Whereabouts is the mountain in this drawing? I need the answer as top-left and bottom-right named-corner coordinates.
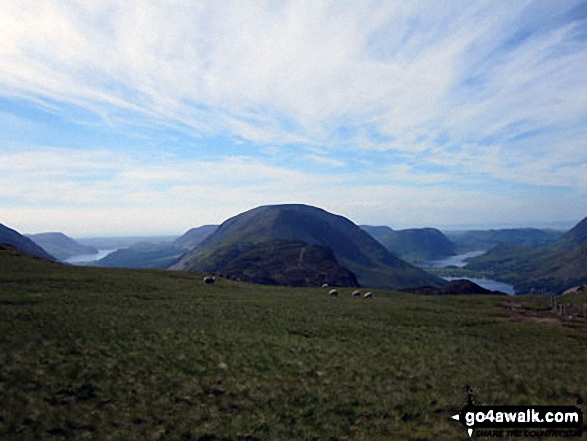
top-left (172, 204), bottom-right (444, 290)
top-left (172, 225), bottom-right (218, 249)
top-left (94, 225), bottom-right (218, 269)
top-left (555, 217), bottom-right (587, 250)
top-left (0, 224), bottom-right (55, 260)
top-left (95, 242), bottom-right (185, 269)
top-left (26, 232), bottom-right (98, 261)
top-left (218, 240), bottom-right (358, 287)
top-left (465, 216), bottom-right (587, 293)
top-left (362, 226), bottom-right (455, 263)
top-left (359, 225), bottom-right (394, 240)
top-left (445, 228), bottom-right (563, 252)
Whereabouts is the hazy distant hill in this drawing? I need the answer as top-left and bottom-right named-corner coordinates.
top-left (172, 204), bottom-right (443, 290)
top-left (466, 216), bottom-right (587, 293)
top-left (219, 240), bottom-right (358, 287)
top-left (172, 225), bottom-right (218, 249)
top-left (359, 225), bottom-right (394, 240)
top-left (0, 224), bottom-right (54, 260)
top-left (95, 225), bottom-right (217, 269)
top-left (445, 228), bottom-right (563, 252)
top-left (361, 226), bottom-right (455, 263)
top-left (26, 232), bottom-right (98, 261)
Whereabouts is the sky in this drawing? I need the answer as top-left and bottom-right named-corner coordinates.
top-left (1, 1), bottom-right (587, 236)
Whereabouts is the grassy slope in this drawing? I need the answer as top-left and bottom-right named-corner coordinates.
top-left (1, 246), bottom-right (586, 440)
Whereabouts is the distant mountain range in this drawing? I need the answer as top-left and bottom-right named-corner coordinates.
top-left (94, 225), bottom-right (218, 269)
top-left (465, 216), bottom-right (587, 293)
top-left (26, 232), bottom-right (98, 261)
top-left (445, 228), bottom-right (563, 252)
top-left (0, 224), bottom-right (54, 260)
top-left (361, 226), bottom-right (456, 263)
top-left (172, 204), bottom-right (443, 290)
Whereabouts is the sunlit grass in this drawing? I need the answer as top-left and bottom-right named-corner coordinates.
top-left (1, 253), bottom-right (585, 440)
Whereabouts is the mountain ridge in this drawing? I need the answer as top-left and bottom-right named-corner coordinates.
top-left (26, 232), bottom-right (98, 261)
top-left (172, 204), bottom-right (444, 290)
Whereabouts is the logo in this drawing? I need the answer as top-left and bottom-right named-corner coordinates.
top-left (450, 387), bottom-right (583, 438)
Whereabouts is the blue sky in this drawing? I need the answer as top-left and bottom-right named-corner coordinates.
top-left (1, 1), bottom-right (586, 236)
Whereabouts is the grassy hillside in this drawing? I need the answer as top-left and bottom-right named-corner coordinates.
top-left (1, 245), bottom-right (586, 440)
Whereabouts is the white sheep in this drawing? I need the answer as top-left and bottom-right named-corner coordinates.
top-left (203, 275), bottom-right (216, 284)
top-left (363, 292), bottom-right (373, 300)
top-left (321, 283), bottom-right (329, 288)
top-left (329, 289), bottom-right (339, 297)
top-left (352, 290), bottom-right (362, 297)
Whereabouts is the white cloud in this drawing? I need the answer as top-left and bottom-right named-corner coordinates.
top-left (1, 1), bottom-right (586, 233)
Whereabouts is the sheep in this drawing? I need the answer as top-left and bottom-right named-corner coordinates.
top-left (352, 290), bottom-right (362, 297)
top-left (328, 289), bottom-right (339, 297)
top-left (321, 283), bottom-right (329, 288)
top-left (363, 292), bottom-right (373, 300)
top-left (203, 275), bottom-right (216, 284)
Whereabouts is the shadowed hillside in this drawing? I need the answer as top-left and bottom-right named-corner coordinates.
top-left (219, 240), bottom-right (358, 287)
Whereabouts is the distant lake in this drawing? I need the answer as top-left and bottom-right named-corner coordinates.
top-left (65, 249), bottom-right (118, 265)
top-left (443, 276), bottom-right (515, 295)
top-left (425, 250), bottom-right (516, 295)
top-left (426, 250), bottom-right (486, 268)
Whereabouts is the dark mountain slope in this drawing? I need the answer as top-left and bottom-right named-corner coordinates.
top-left (0, 224), bottom-right (54, 260)
top-left (26, 232), bottom-right (98, 261)
top-left (218, 240), bottom-right (358, 287)
top-left (172, 204), bottom-right (443, 290)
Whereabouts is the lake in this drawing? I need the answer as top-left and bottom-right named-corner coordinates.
top-left (426, 250), bottom-right (486, 268)
top-left (443, 276), bottom-right (516, 295)
top-left (425, 250), bottom-right (516, 295)
top-left (65, 249), bottom-right (118, 265)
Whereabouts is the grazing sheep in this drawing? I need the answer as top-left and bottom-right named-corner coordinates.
top-left (329, 289), bottom-right (339, 297)
top-left (321, 283), bottom-right (329, 288)
top-left (363, 292), bottom-right (373, 300)
top-left (352, 290), bottom-right (362, 297)
top-left (203, 275), bottom-right (216, 284)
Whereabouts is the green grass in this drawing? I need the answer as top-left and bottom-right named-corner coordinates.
top-left (1, 248), bottom-right (586, 440)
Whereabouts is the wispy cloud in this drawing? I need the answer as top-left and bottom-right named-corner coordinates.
top-left (0, 1), bottom-right (586, 233)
